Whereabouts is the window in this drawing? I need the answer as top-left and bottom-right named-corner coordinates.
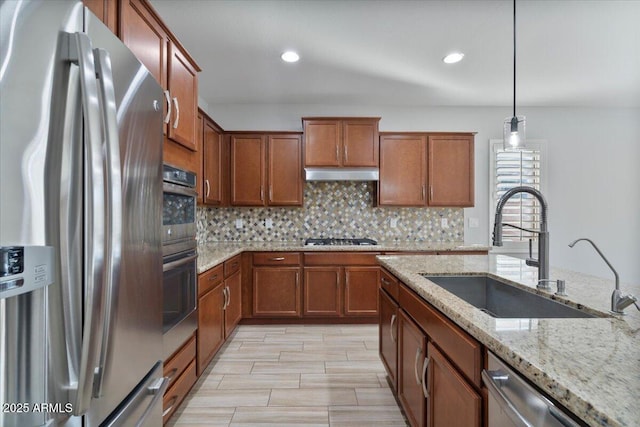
top-left (489, 140), bottom-right (547, 251)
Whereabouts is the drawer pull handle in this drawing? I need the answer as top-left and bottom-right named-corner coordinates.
top-left (162, 395), bottom-right (178, 417)
top-left (389, 314), bottom-right (397, 343)
top-left (209, 274), bottom-right (218, 281)
top-left (269, 257), bottom-right (285, 261)
top-left (165, 368), bottom-right (178, 382)
top-left (381, 277), bottom-right (390, 285)
top-left (422, 356), bottom-right (430, 398)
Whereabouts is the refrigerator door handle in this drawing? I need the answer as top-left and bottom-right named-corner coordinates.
top-left (67, 31), bottom-right (107, 416)
top-left (135, 376), bottom-right (169, 426)
top-left (101, 362), bottom-right (168, 427)
top-left (92, 47), bottom-right (123, 399)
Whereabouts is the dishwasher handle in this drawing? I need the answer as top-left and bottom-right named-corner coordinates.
top-left (482, 368), bottom-right (579, 427)
top-left (482, 369), bottom-right (533, 427)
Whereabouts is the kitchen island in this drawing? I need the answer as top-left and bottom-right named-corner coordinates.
top-left (377, 254), bottom-right (640, 427)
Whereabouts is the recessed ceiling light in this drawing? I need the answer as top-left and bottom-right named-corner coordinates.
top-left (281, 51), bottom-right (300, 63)
top-left (443, 52), bottom-right (464, 64)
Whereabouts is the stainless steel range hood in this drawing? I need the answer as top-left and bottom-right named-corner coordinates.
top-left (305, 167), bottom-right (379, 181)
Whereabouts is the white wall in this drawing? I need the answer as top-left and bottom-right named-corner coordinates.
top-left (204, 104), bottom-right (640, 284)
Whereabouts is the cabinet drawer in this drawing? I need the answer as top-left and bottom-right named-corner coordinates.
top-left (224, 254), bottom-right (241, 277)
top-left (380, 268), bottom-right (399, 301)
top-left (253, 252), bottom-right (301, 266)
top-left (163, 359), bottom-right (197, 423)
top-left (399, 283), bottom-right (482, 387)
top-left (163, 334), bottom-right (196, 397)
top-left (198, 264), bottom-right (223, 297)
top-left (304, 252), bottom-right (380, 266)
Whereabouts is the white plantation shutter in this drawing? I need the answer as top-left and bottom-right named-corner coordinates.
top-left (490, 140), bottom-right (547, 246)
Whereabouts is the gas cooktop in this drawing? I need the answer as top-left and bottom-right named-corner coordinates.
top-left (304, 238), bottom-right (378, 246)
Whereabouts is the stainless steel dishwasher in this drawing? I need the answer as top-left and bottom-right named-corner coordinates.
top-left (483, 352), bottom-right (582, 427)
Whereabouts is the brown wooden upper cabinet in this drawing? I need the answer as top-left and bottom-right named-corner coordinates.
top-left (378, 133), bottom-right (475, 207)
top-left (199, 111), bottom-right (227, 206)
top-left (120, 0), bottom-right (200, 168)
top-left (230, 133), bottom-right (303, 206)
top-left (303, 117), bottom-right (380, 167)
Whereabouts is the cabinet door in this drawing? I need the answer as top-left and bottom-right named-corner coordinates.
top-left (304, 120), bottom-right (341, 166)
top-left (167, 41), bottom-right (198, 151)
top-left (203, 120), bottom-right (224, 205)
top-left (196, 111), bottom-right (204, 201)
top-left (427, 343), bottom-right (481, 427)
top-left (253, 267), bottom-right (301, 317)
top-left (197, 282), bottom-right (225, 375)
top-left (427, 135), bottom-right (474, 207)
top-left (224, 271), bottom-right (242, 338)
top-left (378, 135), bottom-right (427, 206)
top-left (231, 135), bottom-right (266, 206)
top-left (303, 267), bottom-right (342, 317)
top-left (344, 266), bottom-right (380, 316)
top-left (398, 310), bottom-right (427, 427)
top-left (268, 135), bottom-right (303, 206)
top-left (379, 289), bottom-right (399, 391)
top-left (342, 119), bottom-right (379, 167)
top-left (120, 0), bottom-right (167, 91)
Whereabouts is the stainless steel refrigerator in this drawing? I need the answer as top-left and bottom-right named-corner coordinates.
top-left (1, 1), bottom-right (166, 426)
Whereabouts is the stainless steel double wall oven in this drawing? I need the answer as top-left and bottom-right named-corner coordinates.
top-left (162, 164), bottom-right (198, 358)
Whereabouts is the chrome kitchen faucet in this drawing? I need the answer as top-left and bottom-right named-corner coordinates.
top-left (492, 186), bottom-right (553, 289)
top-left (569, 238), bottom-right (639, 315)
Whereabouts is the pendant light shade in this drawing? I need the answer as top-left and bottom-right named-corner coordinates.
top-left (503, 115), bottom-right (526, 149)
top-left (503, 0), bottom-right (526, 150)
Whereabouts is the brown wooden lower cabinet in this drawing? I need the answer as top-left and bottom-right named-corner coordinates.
top-left (197, 281), bottom-right (225, 374)
top-left (253, 266), bottom-right (301, 316)
top-left (224, 269), bottom-right (242, 337)
top-left (427, 342), bottom-right (482, 427)
top-left (304, 267), bottom-right (342, 316)
top-left (163, 359), bottom-right (196, 424)
top-left (398, 309), bottom-right (427, 427)
top-left (379, 288), bottom-right (399, 391)
top-left (380, 270), bottom-right (484, 427)
top-left (163, 334), bottom-right (196, 424)
top-left (344, 266), bottom-right (379, 316)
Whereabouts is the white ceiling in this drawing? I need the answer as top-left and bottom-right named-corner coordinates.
top-left (149, 0), bottom-right (640, 108)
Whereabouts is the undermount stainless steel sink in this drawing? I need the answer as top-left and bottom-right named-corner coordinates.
top-left (420, 275), bottom-right (598, 318)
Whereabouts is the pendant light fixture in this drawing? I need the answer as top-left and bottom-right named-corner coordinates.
top-left (504, 0), bottom-right (526, 150)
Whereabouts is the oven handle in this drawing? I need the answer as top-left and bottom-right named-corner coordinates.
top-left (163, 181), bottom-right (197, 198)
top-left (163, 254), bottom-right (198, 272)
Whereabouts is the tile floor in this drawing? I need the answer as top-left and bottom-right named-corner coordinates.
top-left (167, 324), bottom-right (408, 426)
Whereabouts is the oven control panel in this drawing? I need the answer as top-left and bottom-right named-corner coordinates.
top-left (1, 246), bottom-right (54, 299)
top-left (163, 164), bottom-right (196, 188)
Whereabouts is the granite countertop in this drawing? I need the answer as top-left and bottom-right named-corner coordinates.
top-left (196, 241), bottom-right (489, 273)
top-left (377, 254), bottom-right (640, 427)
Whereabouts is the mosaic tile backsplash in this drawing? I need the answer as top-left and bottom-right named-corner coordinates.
top-left (197, 182), bottom-right (464, 243)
